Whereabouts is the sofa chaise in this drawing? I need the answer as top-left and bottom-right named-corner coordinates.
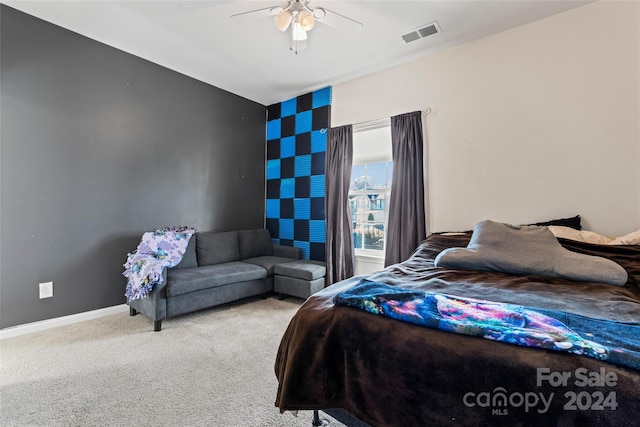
top-left (127, 228), bottom-right (302, 331)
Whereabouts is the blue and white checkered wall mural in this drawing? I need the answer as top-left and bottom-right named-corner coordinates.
top-left (266, 86), bottom-right (331, 261)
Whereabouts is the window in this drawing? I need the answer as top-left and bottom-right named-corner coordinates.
top-left (349, 121), bottom-right (392, 255)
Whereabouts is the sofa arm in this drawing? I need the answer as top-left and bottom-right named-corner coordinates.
top-left (273, 245), bottom-right (303, 260)
top-left (127, 267), bottom-right (168, 323)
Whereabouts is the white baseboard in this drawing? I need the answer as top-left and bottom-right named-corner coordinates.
top-left (0, 304), bottom-right (129, 340)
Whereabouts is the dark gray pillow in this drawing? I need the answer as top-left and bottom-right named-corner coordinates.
top-left (196, 231), bottom-right (240, 266)
top-left (529, 215), bottom-right (582, 230)
top-left (172, 235), bottom-right (197, 269)
top-left (434, 220), bottom-right (628, 286)
top-left (238, 229), bottom-right (274, 260)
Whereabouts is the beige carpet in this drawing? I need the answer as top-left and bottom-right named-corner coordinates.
top-left (0, 297), bottom-right (345, 427)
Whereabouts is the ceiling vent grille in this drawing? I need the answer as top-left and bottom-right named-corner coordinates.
top-left (401, 21), bottom-right (441, 44)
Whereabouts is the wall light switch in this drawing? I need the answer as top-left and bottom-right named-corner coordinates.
top-left (39, 281), bottom-right (53, 299)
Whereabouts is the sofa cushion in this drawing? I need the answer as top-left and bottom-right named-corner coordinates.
top-left (243, 256), bottom-right (299, 275)
top-left (274, 260), bottom-right (327, 281)
top-left (238, 229), bottom-right (274, 260)
top-left (196, 231), bottom-right (239, 266)
top-left (173, 235), bottom-right (198, 270)
top-left (165, 262), bottom-right (267, 296)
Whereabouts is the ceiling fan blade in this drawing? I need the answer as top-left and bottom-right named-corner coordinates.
top-left (315, 7), bottom-right (363, 34)
top-left (231, 6), bottom-right (279, 24)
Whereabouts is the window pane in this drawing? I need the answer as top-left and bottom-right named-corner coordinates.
top-left (348, 160), bottom-right (393, 253)
top-left (366, 162), bottom-right (389, 190)
top-left (350, 164), bottom-right (366, 191)
top-left (353, 223), bottom-right (363, 250)
top-left (363, 221), bottom-right (385, 250)
top-left (351, 194), bottom-right (365, 250)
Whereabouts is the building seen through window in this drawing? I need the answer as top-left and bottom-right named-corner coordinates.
top-left (349, 161), bottom-right (393, 252)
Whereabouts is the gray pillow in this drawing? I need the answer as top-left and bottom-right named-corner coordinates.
top-left (434, 220), bottom-right (628, 286)
top-left (238, 229), bottom-right (274, 260)
top-left (196, 231), bottom-right (240, 266)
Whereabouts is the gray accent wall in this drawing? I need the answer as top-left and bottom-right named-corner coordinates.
top-left (0, 6), bottom-right (267, 328)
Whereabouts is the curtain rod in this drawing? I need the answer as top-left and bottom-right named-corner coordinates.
top-left (353, 117), bottom-right (390, 132)
top-left (352, 108), bottom-right (432, 132)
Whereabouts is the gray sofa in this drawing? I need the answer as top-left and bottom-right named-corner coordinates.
top-left (127, 228), bottom-right (302, 331)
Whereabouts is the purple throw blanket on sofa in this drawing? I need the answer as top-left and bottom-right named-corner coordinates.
top-left (123, 226), bottom-right (196, 300)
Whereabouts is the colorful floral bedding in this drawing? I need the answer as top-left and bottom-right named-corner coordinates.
top-left (123, 226), bottom-right (196, 300)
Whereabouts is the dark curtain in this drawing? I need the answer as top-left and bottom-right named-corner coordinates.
top-left (325, 125), bottom-right (355, 285)
top-left (384, 111), bottom-right (426, 267)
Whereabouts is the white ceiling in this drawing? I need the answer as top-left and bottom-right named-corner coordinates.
top-left (3, 0), bottom-right (591, 106)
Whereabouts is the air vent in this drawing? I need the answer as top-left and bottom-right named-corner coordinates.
top-left (401, 21), bottom-right (441, 44)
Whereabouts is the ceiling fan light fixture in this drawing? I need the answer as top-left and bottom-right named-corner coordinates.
top-left (298, 10), bottom-right (315, 31)
top-left (229, 0), bottom-right (362, 53)
top-left (292, 21), bottom-right (308, 41)
top-left (274, 11), bottom-right (292, 31)
top-left (312, 7), bottom-right (326, 20)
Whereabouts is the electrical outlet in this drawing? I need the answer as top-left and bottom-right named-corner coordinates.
top-left (39, 281), bottom-right (54, 299)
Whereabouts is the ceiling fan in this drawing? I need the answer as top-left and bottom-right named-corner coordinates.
top-left (231, 0), bottom-right (363, 54)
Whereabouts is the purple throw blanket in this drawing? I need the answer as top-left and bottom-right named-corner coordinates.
top-left (123, 226), bottom-right (196, 300)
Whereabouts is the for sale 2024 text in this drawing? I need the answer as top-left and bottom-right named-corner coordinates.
top-left (537, 367), bottom-right (618, 411)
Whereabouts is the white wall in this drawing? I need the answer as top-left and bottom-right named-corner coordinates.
top-left (333, 1), bottom-right (640, 237)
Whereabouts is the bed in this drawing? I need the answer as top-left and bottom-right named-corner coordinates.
top-left (274, 222), bottom-right (640, 426)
